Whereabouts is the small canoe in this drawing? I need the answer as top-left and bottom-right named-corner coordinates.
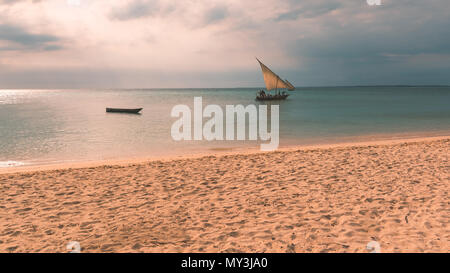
top-left (106, 108), bottom-right (143, 114)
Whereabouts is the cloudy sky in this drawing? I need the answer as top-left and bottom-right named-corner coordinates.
top-left (0, 0), bottom-right (449, 88)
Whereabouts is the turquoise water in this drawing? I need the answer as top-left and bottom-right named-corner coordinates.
top-left (0, 87), bottom-right (449, 166)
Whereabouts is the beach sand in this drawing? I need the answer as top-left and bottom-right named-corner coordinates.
top-left (0, 137), bottom-right (448, 253)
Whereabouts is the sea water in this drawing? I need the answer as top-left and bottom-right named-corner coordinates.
top-left (0, 87), bottom-right (449, 166)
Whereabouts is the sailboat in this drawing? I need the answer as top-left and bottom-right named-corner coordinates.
top-left (256, 58), bottom-right (295, 100)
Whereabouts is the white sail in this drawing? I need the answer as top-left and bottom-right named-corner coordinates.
top-left (285, 79), bottom-right (295, 91)
top-left (256, 58), bottom-right (289, 91)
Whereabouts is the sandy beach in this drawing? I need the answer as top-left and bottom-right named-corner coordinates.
top-left (0, 136), bottom-right (448, 253)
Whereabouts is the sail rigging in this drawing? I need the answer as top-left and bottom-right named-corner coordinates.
top-left (256, 58), bottom-right (289, 91)
top-left (285, 80), bottom-right (295, 91)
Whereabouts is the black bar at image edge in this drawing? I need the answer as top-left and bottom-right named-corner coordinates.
top-left (0, 253), bottom-right (444, 271)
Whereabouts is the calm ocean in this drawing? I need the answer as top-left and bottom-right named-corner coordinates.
top-left (0, 87), bottom-right (449, 167)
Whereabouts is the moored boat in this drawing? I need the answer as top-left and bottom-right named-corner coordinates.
top-left (106, 108), bottom-right (143, 114)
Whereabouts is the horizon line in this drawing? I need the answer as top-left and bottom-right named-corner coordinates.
top-left (1, 84), bottom-right (450, 90)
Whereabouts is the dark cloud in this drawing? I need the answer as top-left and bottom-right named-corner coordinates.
top-left (204, 6), bottom-right (228, 25)
top-left (293, 22), bottom-right (450, 60)
top-left (275, 1), bottom-right (341, 21)
top-left (109, 0), bottom-right (159, 21)
top-left (109, 1), bottom-right (229, 27)
top-left (0, 24), bottom-right (62, 51)
top-left (43, 44), bottom-right (64, 51)
top-left (282, 0), bottom-right (450, 86)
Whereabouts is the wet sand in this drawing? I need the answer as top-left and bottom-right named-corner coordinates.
top-left (0, 136), bottom-right (448, 252)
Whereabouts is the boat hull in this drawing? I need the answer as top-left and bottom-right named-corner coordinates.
top-left (106, 108), bottom-right (143, 114)
top-left (255, 94), bottom-right (289, 101)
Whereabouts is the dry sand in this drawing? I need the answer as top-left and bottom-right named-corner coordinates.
top-left (0, 137), bottom-right (448, 253)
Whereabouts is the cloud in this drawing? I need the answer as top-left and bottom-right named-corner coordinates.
top-left (275, 1), bottom-right (341, 21)
top-left (204, 5), bottom-right (228, 25)
top-left (287, 3), bottom-right (450, 59)
top-left (109, 0), bottom-right (160, 21)
top-left (280, 0), bottom-right (450, 85)
top-left (0, 0), bottom-right (449, 87)
top-left (0, 24), bottom-right (62, 51)
top-left (109, 1), bottom-right (229, 27)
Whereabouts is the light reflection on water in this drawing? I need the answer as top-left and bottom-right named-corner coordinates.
top-left (0, 161), bottom-right (26, 167)
top-left (0, 89), bottom-right (57, 105)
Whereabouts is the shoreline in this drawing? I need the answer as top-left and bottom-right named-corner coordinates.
top-left (1, 133), bottom-right (449, 175)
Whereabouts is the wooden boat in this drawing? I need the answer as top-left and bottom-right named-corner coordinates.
top-left (255, 92), bottom-right (289, 101)
top-left (106, 108), bottom-right (143, 114)
top-left (255, 58), bottom-right (295, 101)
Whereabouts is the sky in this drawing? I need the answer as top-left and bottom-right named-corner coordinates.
top-left (0, 0), bottom-right (449, 88)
